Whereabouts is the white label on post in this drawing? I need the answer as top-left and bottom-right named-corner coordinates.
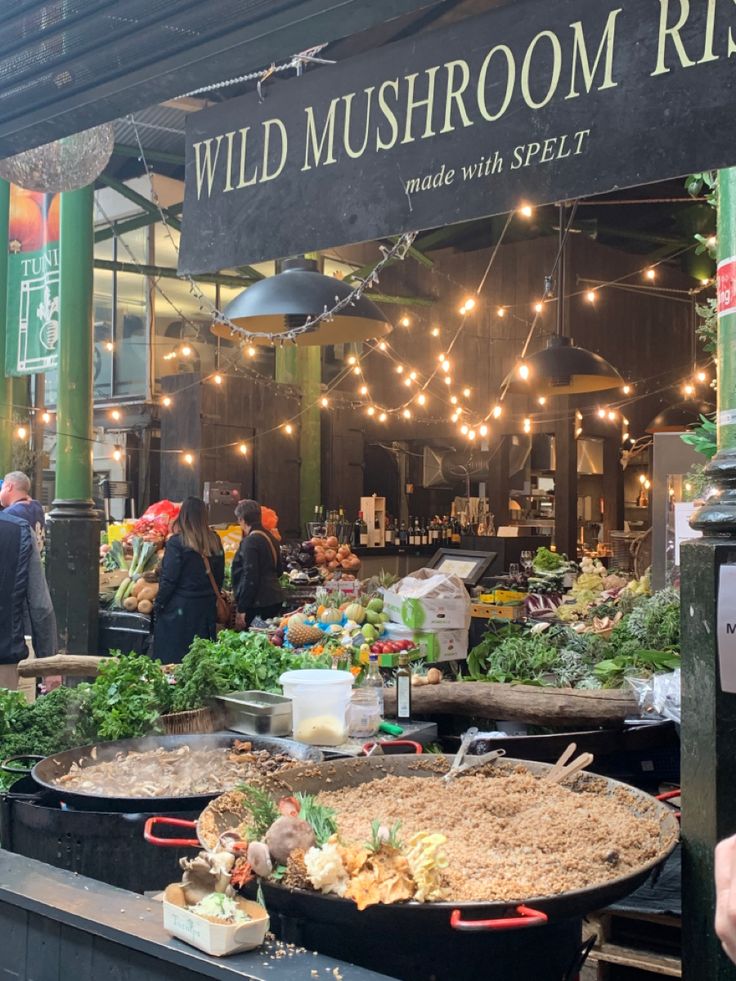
top-left (717, 565), bottom-right (736, 693)
top-left (673, 502), bottom-right (702, 565)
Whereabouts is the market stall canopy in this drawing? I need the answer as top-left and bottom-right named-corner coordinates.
top-left (214, 258), bottom-right (391, 346)
top-left (0, 0), bottom-right (446, 158)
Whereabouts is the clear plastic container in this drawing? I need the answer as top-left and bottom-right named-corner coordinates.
top-left (279, 669), bottom-right (354, 746)
top-left (349, 688), bottom-right (381, 739)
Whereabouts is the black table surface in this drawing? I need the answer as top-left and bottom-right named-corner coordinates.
top-left (0, 849), bottom-right (396, 981)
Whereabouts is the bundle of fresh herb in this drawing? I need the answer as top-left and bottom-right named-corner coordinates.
top-left (89, 651), bottom-right (172, 740)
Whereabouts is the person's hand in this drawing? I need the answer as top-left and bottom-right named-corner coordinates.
top-left (715, 834), bottom-right (736, 963)
top-left (42, 675), bottom-right (63, 692)
top-left (234, 612), bottom-right (247, 631)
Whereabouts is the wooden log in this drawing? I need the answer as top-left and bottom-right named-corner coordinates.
top-left (16, 654), bottom-right (107, 678)
top-left (383, 681), bottom-right (638, 727)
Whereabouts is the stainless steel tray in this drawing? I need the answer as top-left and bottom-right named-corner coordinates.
top-left (216, 691), bottom-right (292, 737)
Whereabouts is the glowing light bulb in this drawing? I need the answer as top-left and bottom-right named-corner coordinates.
top-left (367, 406), bottom-right (376, 417)
top-left (597, 408), bottom-right (607, 419)
top-left (538, 396), bottom-right (546, 406)
top-left (450, 396), bottom-right (458, 405)
top-left (105, 341), bottom-right (114, 352)
top-left (162, 396), bottom-right (172, 408)
top-left (443, 376), bottom-right (452, 386)
top-left (352, 366), bottom-right (361, 376)
top-left (492, 405), bottom-right (502, 419)
top-left (213, 373), bottom-right (223, 385)
top-left (622, 384), bottom-right (632, 395)
top-left (683, 383), bottom-right (695, 396)
top-left (41, 411), bottom-right (50, 423)
top-left (468, 429), bottom-right (476, 441)
top-left (452, 411), bottom-right (460, 422)
top-left (379, 413), bottom-right (387, 422)
top-left (707, 236), bottom-right (717, 248)
top-left (438, 353), bottom-right (446, 362)
top-left (639, 474), bottom-right (647, 484)
top-left (685, 482), bottom-right (693, 493)
top-left (238, 443), bottom-right (248, 455)
top-left (523, 417), bottom-right (531, 433)
top-left (479, 424), bottom-right (488, 437)
top-left (183, 452), bottom-right (194, 465)
top-left (404, 378), bottom-right (412, 388)
top-left (16, 426), bottom-right (27, 440)
top-left (518, 363), bottom-right (529, 380)
top-left (461, 425), bottom-right (469, 435)
top-left (247, 346), bottom-right (256, 358)
top-left (359, 385), bottom-right (368, 396)
top-left (378, 341), bottom-right (387, 351)
top-left (409, 371), bottom-right (417, 381)
top-left (645, 268), bottom-right (656, 281)
top-left (441, 360), bottom-right (451, 373)
top-left (463, 387), bottom-right (471, 398)
top-left (644, 478), bottom-right (651, 490)
top-left (347, 355), bottom-right (357, 365)
top-left (497, 307), bottom-right (506, 317)
top-left (181, 345), bottom-right (192, 357)
top-left (623, 432), bottom-right (630, 442)
top-left (112, 448), bottom-right (122, 462)
top-left (320, 397), bottom-right (329, 408)
top-left (519, 204), bottom-right (533, 218)
top-left (110, 409), bottom-right (121, 421)
top-left (396, 365), bottom-right (404, 374)
top-left (534, 302), bottom-right (543, 314)
top-left (623, 417), bottom-right (630, 426)
top-left (403, 408), bottom-right (411, 419)
top-left (284, 423), bottom-right (294, 435)
top-left (607, 410), bottom-right (616, 421)
top-left (417, 393), bottom-right (427, 406)
top-left (462, 296), bottom-right (477, 313)
top-left (431, 327), bottom-right (440, 337)
top-left (697, 371), bottom-right (707, 383)
top-left (400, 316), bottom-right (411, 328)
top-left (586, 290), bottom-right (597, 303)
top-left (701, 278), bottom-right (711, 287)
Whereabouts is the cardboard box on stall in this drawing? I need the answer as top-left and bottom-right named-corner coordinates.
top-left (382, 569), bottom-right (472, 631)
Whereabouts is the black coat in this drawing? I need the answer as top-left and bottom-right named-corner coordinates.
top-left (153, 534), bottom-right (225, 664)
top-left (231, 527), bottom-right (284, 614)
top-left (0, 513), bottom-right (56, 664)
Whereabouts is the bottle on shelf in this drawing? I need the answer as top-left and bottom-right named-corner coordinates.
top-left (359, 511), bottom-right (369, 546)
top-left (413, 517), bottom-right (421, 546)
top-left (408, 517), bottom-right (415, 546)
top-left (399, 520), bottom-right (409, 546)
top-left (396, 652), bottom-right (412, 723)
top-left (353, 513), bottom-right (363, 548)
top-left (364, 653), bottom-right (385, 716)
top-left (421, 520), bottom-right (428, 546)
top-left (451, 514), bottom-right (462, 546)
top-left (385, 516), bottom-right (394, 546)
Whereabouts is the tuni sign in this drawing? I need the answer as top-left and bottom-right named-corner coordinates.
top-left (179, 0), bottom-right (736, 273)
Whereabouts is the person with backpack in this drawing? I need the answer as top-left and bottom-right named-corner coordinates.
top-left (153, 496), bottom-right (225, 663)
top-left (231, 499), bottom-right (284, 629)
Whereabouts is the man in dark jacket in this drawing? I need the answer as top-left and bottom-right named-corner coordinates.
top-left (231, 500), bottom-right (284, 628)
top-left (0, 512), bottom-right (56, 690)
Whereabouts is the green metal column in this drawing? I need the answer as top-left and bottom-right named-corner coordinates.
top-left (0, 179), bottom-right (11, 475)
top-left (45, 186), bottom-right (100, 655)
top-left (275, 346), bottom-right (298, 386)
top-left (297, 346), bottom-right (321, 528)
top-left (685, 167), bottom-right (736, 979)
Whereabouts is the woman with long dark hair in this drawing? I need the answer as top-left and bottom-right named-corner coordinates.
top-left (231, 499), bottom-right (284, 628)
top-left (153, 497), bottom-right (225, 663)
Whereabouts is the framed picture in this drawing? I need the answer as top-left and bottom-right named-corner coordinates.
top-left (425, 548), bottom-right (497, 586)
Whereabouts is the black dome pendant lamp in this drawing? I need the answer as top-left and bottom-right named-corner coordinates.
top-left (212, 257), bottom-right (392, 347)
top-left (504, 203), bottom-right (623, 397)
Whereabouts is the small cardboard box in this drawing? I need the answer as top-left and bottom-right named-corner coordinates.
top-left (382, 622), bottom-right (468, 662)
top-left (383, 569), bottom-right (471, 631)
top-left (163, 885), bottom-right (269, 957)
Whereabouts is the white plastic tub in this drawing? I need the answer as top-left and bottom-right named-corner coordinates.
top-left (163, 885), bottom-right (269, 956)
top-left (279, 669), bottom-right (354, 746)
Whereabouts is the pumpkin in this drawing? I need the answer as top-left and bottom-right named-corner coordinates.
top-left (137, 599), bottom-right (154, 615)
top-left (324, 548), bottom-right (337, 562)
top-left (337, 546), bottom-right (349, 560)
top-left (328, 560), bottom-right (339, 570)
top-left (345, 555), bottom-right (361, 571)
top-left (321, 608), bottom-right (343, 625)
top-left (345, 603), bottom-right (365, 624)
top-left (340, 559), bottom-right (353, 570)
top-left (325, 536), bottom-right (339, 549)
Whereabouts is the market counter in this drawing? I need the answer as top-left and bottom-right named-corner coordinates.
top-left (0, 849), bottom-right (396, 981)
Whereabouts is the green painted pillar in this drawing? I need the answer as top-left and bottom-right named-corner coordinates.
top-left (0, 179), bottom-right (11, 475)
top-left (684, 167), bottom-right (736, 979)
top-left (45, 186), bottom-right (100, 655)
top-left (275, 346), bottom-right (298, 386)
top-left (298, 346), bottom-right (321, 531)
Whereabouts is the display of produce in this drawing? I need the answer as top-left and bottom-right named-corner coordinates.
top-left (100, 537), bottom-right (161, 611)
top-left (53, 740), bottom-right (302, 798)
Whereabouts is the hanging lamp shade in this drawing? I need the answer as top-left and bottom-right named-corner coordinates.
top-left (212, 258), bottom-right (392, 347)
top-left (646, 399), bottom-right (714, 434)
top-left (504, 335), bottom-right (624, 397)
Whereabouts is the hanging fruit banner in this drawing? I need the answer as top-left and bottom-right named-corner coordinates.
top-left (5, 185), bottom-right (60, 376)
top-left (180, 0), bottom-right (736, 273)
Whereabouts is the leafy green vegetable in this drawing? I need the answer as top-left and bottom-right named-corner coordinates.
top-left (89, 651), bottom-right (172, 740)
top-left (367, 819), bottom-right (402, 852)
top-left (467, 623), bottom-right (559, 685)
top-left (172, 630), bottom-right (332, 712)
top-left (532, 547), bottom-right (567, 572)
top-left (297, 793), bottom-right (337, 846)
top-left (594, 649), bottom-right (681, 688)
top-left (235, 784), bottom-right (279, 840)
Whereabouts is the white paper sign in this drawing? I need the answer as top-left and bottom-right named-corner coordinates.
top-left (717, 565), bottom-right (736, 693)
top-left (674, 502), bottom-right (702, 565)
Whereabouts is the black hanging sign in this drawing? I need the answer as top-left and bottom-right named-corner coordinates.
top-left (179, 0), bottom-right (736, 274)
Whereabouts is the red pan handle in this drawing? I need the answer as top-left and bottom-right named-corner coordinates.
top-left (656, 789), bottom-right (681, 820)
top-left (362, 740), bottom-right (423, 755)
top-left (450, 905), bottom-right (549, 932)
top-left (143, 815), bottom-right (200, 848)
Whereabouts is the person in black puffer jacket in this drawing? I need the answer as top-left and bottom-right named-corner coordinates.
top-left (231, 499), bottom-right (284, 629)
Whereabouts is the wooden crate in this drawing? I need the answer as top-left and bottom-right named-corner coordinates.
top-left (582, 909), bottom-right (681, 980)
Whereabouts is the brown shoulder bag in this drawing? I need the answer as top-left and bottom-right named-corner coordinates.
top-left (202, 553), bottom-right (232, 625)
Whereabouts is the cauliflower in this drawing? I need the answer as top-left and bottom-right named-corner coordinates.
top-left (304, 842), bottom-right (349, 896)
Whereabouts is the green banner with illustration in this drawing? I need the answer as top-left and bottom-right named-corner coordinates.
top-left (5, 187), bottom-right (60, 376)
